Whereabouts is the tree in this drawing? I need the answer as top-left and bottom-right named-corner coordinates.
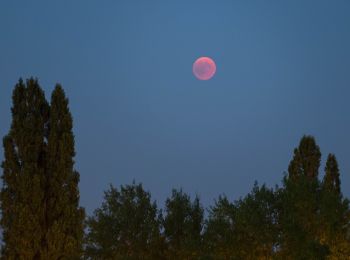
top-left (318, 189), bottom-right (350, 259)
top-left (45, 85), bottom-right (85, 258)
top-left (1, 78), bottom-right (49, 258)
top-left (163, 189), bottom-right (204, 258)
top-left (286, 140), bottom-right (350, 259)
top-left (319, 154), bottom-right (350, 259)
top-left (288, 135), bottom-right (321, 180)
top-left (323, 154), bottom-right (340, 194)
top-left (203, 196), bottom-right (236, 258)
top-left (0, 79), bottom-right (84, 258)
top-left (233, 183), bottom-right (278, 259)
top-left (278, 136), bottom-right (350, 259)
top-left (204, 185), bottom-right (278, 259)
top-left (189, 196), bottom-right (204, 252)
top-left (278, 136), bottom-right (328, 259)
top-left (277, 175), bottom-right (329, 259)
top-left (85, 182), bottom-right (162, 259)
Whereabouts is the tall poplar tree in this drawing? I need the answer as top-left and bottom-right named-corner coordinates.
top-left (288, 135), bottom-right (321, 180)
top-left (1, 78), bottom-right (49, 258)
top-left (319, 154), bottom-right (350, 258)
top-left (45, 85), bottom-right (85, 258)
top-left (281, 136), bottom-right (328, 258)
top-left (323, 154), bottom-right (340, 194)
top-left (0, 79), bottom-right (84, 259)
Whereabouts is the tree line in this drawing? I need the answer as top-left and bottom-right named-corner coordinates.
top-left (1, 79), bottom-right (350, 259)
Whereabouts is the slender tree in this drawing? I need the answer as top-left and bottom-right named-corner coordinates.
top-left (45, 85), bottom-right (85, 258)
top-left (319, 154), bottom-right (350, 258)
top-left (1, 78), bottom-right (49, 258)
top-left (188, 196), bottom-right (204, 252)
top-left (279, 136), bottom-right (327, 258)
top-left (288, 135), bottom-right (321, 180)
top-left (323, 154), bottom-right (340, 194)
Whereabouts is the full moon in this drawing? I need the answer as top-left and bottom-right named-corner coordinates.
top-left (193, 57), bottom-right (216, 80)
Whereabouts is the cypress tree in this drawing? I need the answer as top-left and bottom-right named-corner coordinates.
top-left (323, 154), bottom-right (340, 194)
top-left (319, 154), bottom-right (350, 258)
top-left (0, 79), bottom-right (84, 258)
top-left (45, 85), bottom-right (85, 258)
top-left (1, 78), bottom-right (49, 258)
top-left (283, 136), bottom-right (328, 258)
top-left (288, 135), bottom-right (321, 180)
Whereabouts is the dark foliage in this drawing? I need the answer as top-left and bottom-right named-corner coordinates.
top-left (1, 79), bottom-right (84, 259)
top-left (162, 189), bottom-right (204, 258)
top-left (288, 135), bottom-right (321, 180)
top-left (85, 182), bottom-right (162, 259)
top-left (1, 80), bottom-right (349, 259)
top-left (85, 136), bottom-right (349, 259)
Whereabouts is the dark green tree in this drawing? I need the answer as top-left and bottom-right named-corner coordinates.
top-left (45, 85), bottom-right (85, 258)
top-left (277, 175), bottom-right (329, 259)
top-left (203, 196), bottom-right (237, 258)
top-left (288, 135), bottom-right (321, 180)
top-left (278, 136), bottom-right (350, 259)
top-left (1, 78), bottom-right (49, 258)
top-left (278, 136), bottom-right (328, 259)
top-left (323, 154), bottom-right (340, 194)
top-left (163, 189), bottom-right (204, 258)
top-left (204, 185), bottom-right (278, 259)
top-left (319, 154), bottom-right (350, 258)
top-left (0, 79), bottom-right (84, 259)
top-left (85, 182), bottom-right (162, 259)
top-left (232, 183), bottom-right (278, 259)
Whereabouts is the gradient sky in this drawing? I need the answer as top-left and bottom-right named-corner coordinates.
top-left (1, 1), bottom-right (350, 214)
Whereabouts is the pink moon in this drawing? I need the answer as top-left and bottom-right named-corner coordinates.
top-left (193, 57), bottom-right (216, 80)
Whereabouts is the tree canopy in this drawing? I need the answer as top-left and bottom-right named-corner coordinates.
top-left (85, 136), bottom-right (350, 259)
top-left (1, 79), bottom-right (84, 259)
top-left (1, 79), bottom-right (349, 259)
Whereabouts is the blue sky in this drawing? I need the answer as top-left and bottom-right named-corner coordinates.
top-left (1, 1), bottom-right (349, 213)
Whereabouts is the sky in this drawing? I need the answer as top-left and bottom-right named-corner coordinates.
top-left (1, 1), bottom-right (350, 214)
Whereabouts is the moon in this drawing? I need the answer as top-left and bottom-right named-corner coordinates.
top-left (193, 57), bottom-right (216, 80)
